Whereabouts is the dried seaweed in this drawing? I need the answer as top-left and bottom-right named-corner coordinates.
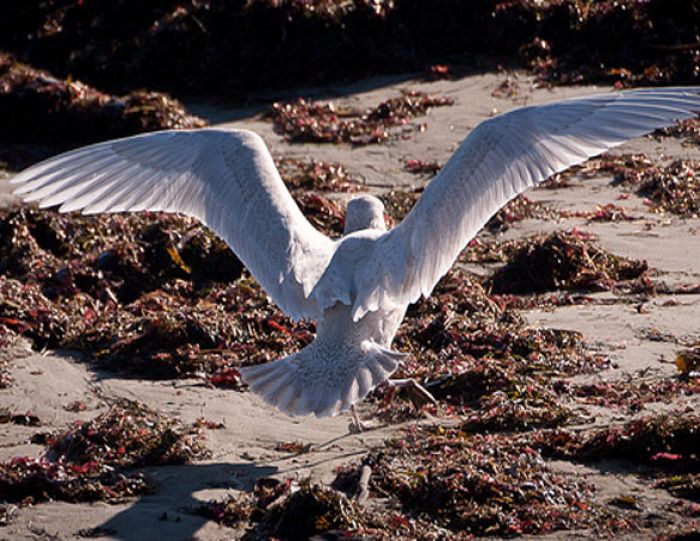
top-left (637, 160), bottom-right (700, 218)
top-left (537, 413), bottom-right (700, 468)
top-left (0, 458), bottom-right (151, 504)
top-left (555, 377), bottom-right (700, 413)
top-left (374, 267), bottom-right (609, 422)
top-left (0, 504), bottom-right (12, 526)
top-left (461, 237), bottom-right (524, 264)
top-left (0, 410), bottom-right (40, 426)
top-left (677, 347), bottom-right (700, 377)
top-left (0, 399), bottom-right (206, 504)
top-left (0, 326), bottom-right (24, 388)
top-left (560, 203), bottom-right (640, 223)
top-left (293, 193), bottom-right (345, 236)
top-left (655, 524), bottom-right (700, 541)
top-left (0, 53), bottom-right (205, 170)
top-left (45, 399), bottom-right (208, 468)
top-left (403, 158), bottom-right (442, 177)
top-left (276, 157), bottom-right (365, 192)
top-left (383, 190), bottom-right (560, 232)
top-left (0, 207), bottom-right (313, 381)
top-left (659, 118), bottom-right (700, 147)
top-left (486, 195), bottom-right (560, 233)
top-left (584, 154), bottom-right (699, 218)
top-left (1, 1), bottom-right (696, 99)
top-left (458, 384), bottom-right (576, 433)
top-left (656, 475), bottom-right (700, 500)
top-left (491, 76), bottom-right (521, 100)
top-left (532, 413), bottom-right (700, 501)
top-left (255, 480), bottom-right (367, 540)
top-left (335, 426), bottom-right (618, 538)
top-left (274, 441), bottom-right (312, 454)
top-left (267, 91), bottom-right (453, 146)
top-left (381, 189), bottom-right (422, 225)
top-left (488, 229), bottom-right (648, 294)
top-left (194, 478), bottom-right (367, 539)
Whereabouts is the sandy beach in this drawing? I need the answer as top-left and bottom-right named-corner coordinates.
top-left (1, 71), bottom-right (699, 540)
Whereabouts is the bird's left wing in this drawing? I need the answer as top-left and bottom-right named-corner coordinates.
top-left (347, 87), bottom-right (700, 320)
top-left (11, 128), bottom-right (335, 320)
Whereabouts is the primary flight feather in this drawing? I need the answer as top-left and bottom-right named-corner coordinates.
top-left (11, 87), bottom-right (700, 418)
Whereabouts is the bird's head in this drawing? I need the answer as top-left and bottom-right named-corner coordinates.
top-left (344, 195), bottom-right (387, 234)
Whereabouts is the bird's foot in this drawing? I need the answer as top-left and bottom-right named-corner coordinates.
top-left (349, 404), bottom-right (372, 434)
top-left (349, 405), bottom-right (365, 433)
top-left (387, 378), bottom-right (438, 410)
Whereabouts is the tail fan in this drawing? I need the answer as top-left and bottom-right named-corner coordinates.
top-left (240, 341), bottom-right (405, 418)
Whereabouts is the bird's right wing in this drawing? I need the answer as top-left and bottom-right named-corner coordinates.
top-left (348, 87), bottom-right (700, 320)
top-left (11, 128), bottom-right (336, 320)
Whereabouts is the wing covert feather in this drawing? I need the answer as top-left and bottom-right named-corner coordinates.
top-left (11, 128), bottom-right (335, 320)
top-left (350, 87), bottom-right (700, 320)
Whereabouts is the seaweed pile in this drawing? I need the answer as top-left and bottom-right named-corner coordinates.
top-left (293, 193), bottom-right (345, 235)
top-left (403, 158), bottom-right (442, 177)
top-left (555, 376), bottom-right (700, 414)
top-left (274, 157), bottom-right (365, 192)
top-left (267, 91), bottom-right (453, 145)
top-left (561, 203), bottom-right (639, 223)
top-left (660, 117), bottom-right (700, 146)
top-left (0, 206), bottom-right (313, 381)
top-left (588, 153), bottom-right (700, 218)
top-left (656, 524), bottom-right (700, 541)
top-left (677, 347), bottom-right (700, 377)
top-left (333, 427), bottom-right (620, 538)
top-left (373, 267), bottom-right (609, 422)
top-left (0, 327), bottom-right (23, 388)
top-left (534, 413), bottom-right (700, 500)
top-left (200, 423), bottom-right (636, 539)
top-left (0, 1), bottom-right (696, 98)
top-left (321, 414), bottom-right (700, 538)
top-left (0, 399), bottom-right (207, 504)
top-left (488, 229), bottom-right (649, 295)
top-left (382, 191), bottom-right (559, 232)
top-left (195, 478), bottom-right (368, 539)
top-left (486, 195), bottom-right (560, 233)
top-left (637, 160), bottom-right (700, 218)
top-left (0, 53), bottom-right (205, 170)
top-left (381, 189), bottom-right (422, 225)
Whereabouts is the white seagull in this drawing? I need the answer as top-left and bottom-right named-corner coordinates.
top-left (10, 87), bottom-right (700, 419)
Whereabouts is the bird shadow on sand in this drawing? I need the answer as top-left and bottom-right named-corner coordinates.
top-left (90, 462), bottom-right (277, 541)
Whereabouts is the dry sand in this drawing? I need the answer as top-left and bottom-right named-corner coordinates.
top-left (1, 71), bottom-right (699, 540)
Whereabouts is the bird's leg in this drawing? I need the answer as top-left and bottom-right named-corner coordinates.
top-left (386, 378), bottom-right (438, 409)
top-left (349, 404), bottom-right (367, 434)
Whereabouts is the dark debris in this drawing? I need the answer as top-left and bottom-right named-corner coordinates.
top-left (276, 157), bottom-right (366, 193)
top-left (335, 426), bottom-right (622, 538)
top-left (194, 477), bottom-right (367, 540)
top-left (589, 154), bottom-right (699, 218)
top-left (532, 413), bottom-right (700, 501)
top-left (1, 1), bottom-right (696, 99)
top-left (488, 229), bottom-right (649, 295)
top-left (0, 53), bottom-right (205, 170)
top-left (0, 207), bottom-right (312, 381)
top-left (267, 91), bottom-right (453, 146)
top-left (554, 377), bottom-right (700, 414)
top-left (0, 399), bottom-right (206, 504)
top-left (374, 268), bottom-right (609, 422)
top-left (403, 158), bottom-right (442, 177)
top-left (0, 410), bottom-right (40, 427)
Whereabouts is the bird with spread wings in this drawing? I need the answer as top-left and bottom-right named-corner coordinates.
top-left (10, 87), bottom-right (700, 419)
